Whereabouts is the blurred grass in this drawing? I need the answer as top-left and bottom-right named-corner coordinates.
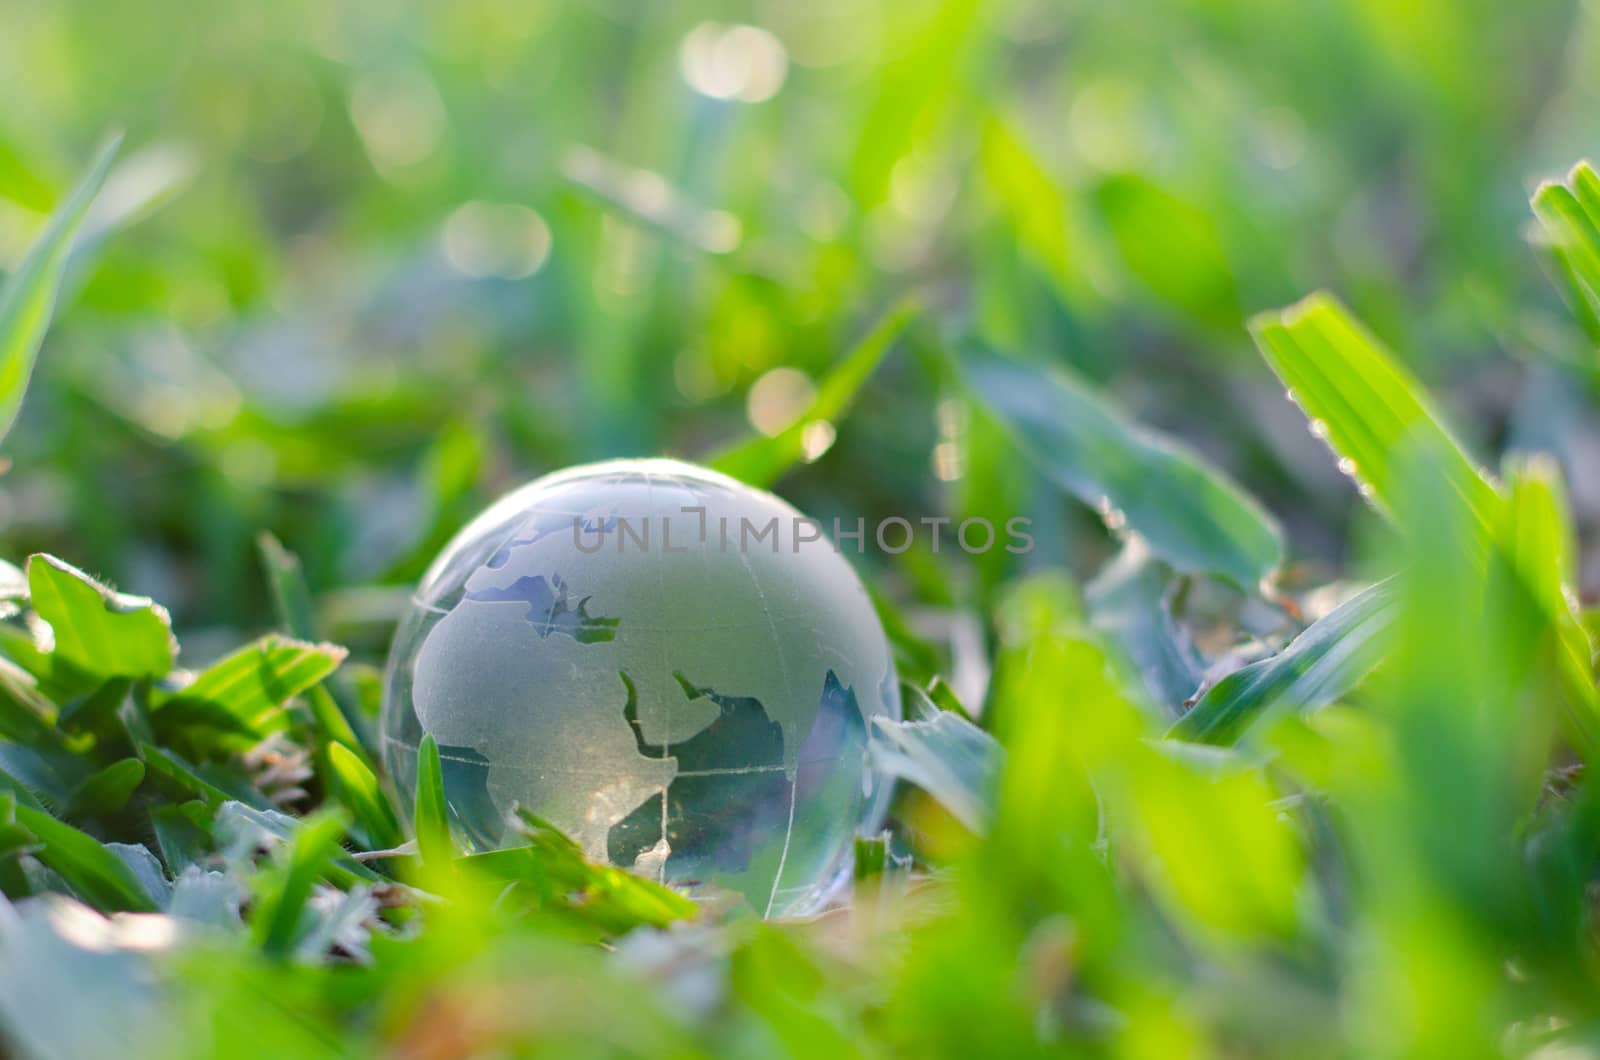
top-left (0, 0), bottom-right (1598, 1056)
top-left (0, 0), bottom-right (1596, 623)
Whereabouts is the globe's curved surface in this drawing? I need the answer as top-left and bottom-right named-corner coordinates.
top-left (381, 458), bottom-right (899, 916)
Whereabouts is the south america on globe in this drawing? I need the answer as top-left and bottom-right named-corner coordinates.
top-left (381, 459), bottom-right (900, 916)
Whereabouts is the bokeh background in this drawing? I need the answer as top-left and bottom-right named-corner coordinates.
top-left (1, 0), bottom-right (1598, 649)
top-left (5, 5), bottom-right (1600, 1057)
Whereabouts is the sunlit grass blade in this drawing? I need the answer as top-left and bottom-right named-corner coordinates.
top-left (412, 733), bottom-right (452, 868)
top-left (156, 635), bottom-right (346, 742)
top-left (710, 299), bottom-right (918, 488)
top-left (0, 135), bottom-right (119, 445)
top-left (1169, 580), bottom-right (1398, 745)
top-left (1531, 162), bottom-right (1600, 344)
top-left (1490, 455), bottom-right (1600, 754)
top-left (964, 345), bottom-right (1283, 589)
top-left (1496, 455), bottom-right (1579, 619)
top-left (1249, 293), bottom-right (1501, 529)
top-left (307, 683), bottom-right (367, 759)
top-left (26, 554), bottom-right (175, 684)
top-left (326, 742), bottom-right (403, 851)
top-left (462, 811), bottom-right (697, 932)
top-left (459, 845), bottom-right (695, 933)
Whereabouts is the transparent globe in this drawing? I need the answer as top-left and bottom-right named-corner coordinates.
top-left (382, 459), bottom-right (900, 916)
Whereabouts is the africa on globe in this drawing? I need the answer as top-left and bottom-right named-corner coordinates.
top-left (381, 459), bottom-right (900, 916)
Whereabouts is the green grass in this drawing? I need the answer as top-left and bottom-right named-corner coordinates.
top-left (0, 2), bottom-right (1598, 1056)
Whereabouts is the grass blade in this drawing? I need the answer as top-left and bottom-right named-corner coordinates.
top-left (1490, 455), bottom-right (1600, 752)
top-left (1249, 293), bottom-right (1501, 529)
top-left (12, 802), bottom-right (157, 911)
top-left (1087, 539), bottom-right (1207, 713)
top-left (63, 758), bottom-right (145, 819)
top-left (256, 532), bottom-right (375, 764)
top-left (1531, 162), bottom-right (1600, 344)
top-left (215, 801), bottom-right (376, 887)
top-left (326, 742), bottom-right (403, 851)
top-left (0, 663), bottom-right (65, 747)
top-left (257, 532), bottom-right (318, 642)
top-left (711, 298), bottom-right (917, 487)
top-left (925, 675), bottom-right (975, 722)
top-left (0, 134), bottom-right (119, 444)
top-left (869, 711), bottom-right (1002, 833)
top-left (26, 554), bottom-right (175, 683)
top-left (413, 733), bottom-right (452, 867)
top-left (157, 635), bottom-right (346, 740)
top-left (251, 810), bottom-right (350, 958)
top-left (139, 743), bottom-right (247, 809)
top-left (459, 843), bottom-right (696, 933)
top-left (853, 832), bottom-right (891, 883)
top-left (1168, 580), bottom-right (1398, 745)
top-left (963, 345), bottom-right (1283, 589)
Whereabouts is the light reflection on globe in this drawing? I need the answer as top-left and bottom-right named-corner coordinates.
top-left (381, 458), bottom-right (899, 916)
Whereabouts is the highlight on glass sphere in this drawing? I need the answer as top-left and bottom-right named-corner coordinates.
top-left (381, 458), bottom-right (901, 916)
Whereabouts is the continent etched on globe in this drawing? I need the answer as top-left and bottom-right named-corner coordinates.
top-left (381, 459), bottom-right (899, 916)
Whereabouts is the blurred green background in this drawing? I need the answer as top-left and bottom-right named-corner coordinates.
top-left (5, 4), bottom-right (1600, 1058)
top-left (2, 0), bottom-right (1598, 652)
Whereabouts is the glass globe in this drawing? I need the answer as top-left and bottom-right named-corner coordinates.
top-left (381, 459), bottom-right (900, 916)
